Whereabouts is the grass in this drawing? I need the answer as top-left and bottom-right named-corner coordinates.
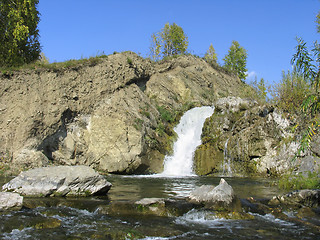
top-left (278, 170), bottom-right (320, 190)
top-left (0, 53), bottom-right (109, 74)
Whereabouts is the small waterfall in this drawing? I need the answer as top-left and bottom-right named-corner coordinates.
top-left (160, 106), bottom-right (214, 177)
top-left (222, 138), bottom-right (233, 176)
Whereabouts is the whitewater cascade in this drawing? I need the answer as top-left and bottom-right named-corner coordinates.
top-left (222, 138), bottom-right (233, 176)
top-left (160, 106), bottom-right (214, 177)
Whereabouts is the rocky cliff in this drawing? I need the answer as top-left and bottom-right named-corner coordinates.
top-left (0, 52), bottom-right (245, 175)
top-left (194, 96), bottom-right (320, 177)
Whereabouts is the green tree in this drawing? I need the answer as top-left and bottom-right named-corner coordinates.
top-left (271, 70), bottom-right (310, 114)
top-left (150, 23), bottom-right (188, 60)
top-left (204, 43), bottom-right (218, 64)
top-left (223, 40), bottom-right (248, 81)
top-left (252, 76), bottom-right (267, 103)
top-left (0, 0), bottom-right (41, 67)
top-left (290, 12), bottom-right (320, 156)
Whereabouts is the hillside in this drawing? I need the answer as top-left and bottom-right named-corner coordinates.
top-left (0, 52), bottom-right (245, 175)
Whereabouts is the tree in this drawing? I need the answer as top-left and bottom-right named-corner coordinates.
top-left (290, 12), bottom-right (320, 156)
top-left (223, 41), bottom-right (248, 81)
top-left (0, 0), bottom-right (41, 67)
top-left (252, 76), bottom-right (267, 103)
top-left (150, 23), bottom-right (188, 60)
top-left (271, 70), bottom-right (309, 113)
top-left (204, 43), bottom-right (218, 64)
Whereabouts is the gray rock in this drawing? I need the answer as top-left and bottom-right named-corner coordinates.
top-left (0, 192), bottom-right (23, 211)
top-left (269, 189), bottom-right (320, 208)
top-left (135, 198), bottom-right (165, 206)
top-left (215, 96), bottom-right (257, 114)
top-left (2, 165), bottom-right (112, 197)
top-left (189, 178), bottom-right (241, 211)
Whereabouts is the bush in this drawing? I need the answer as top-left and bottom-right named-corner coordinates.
top-left (271, 70), bottom-right (311, 114)
top-left (278, 170), bottom-right (320, 190)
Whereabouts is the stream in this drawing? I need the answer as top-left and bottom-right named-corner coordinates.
top-left (0, 175), bottom-right (319, 240)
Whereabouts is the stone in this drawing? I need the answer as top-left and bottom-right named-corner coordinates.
top-left (269, 189), bottom-right (320, 208)
top-left (2, 165), bottom-right (112, 197)
top-left (0, 192), bottom-right (23, 211)
top-left (195, 102), bottom-right (296, 176)
top-left (189, 178), bottom-right (241, 211)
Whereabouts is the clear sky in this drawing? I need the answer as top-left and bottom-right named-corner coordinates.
top-left (38, 0), bottom-right (320, 86)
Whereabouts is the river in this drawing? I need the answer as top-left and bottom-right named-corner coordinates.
top-left (0, 175), bottom-right (319, 239)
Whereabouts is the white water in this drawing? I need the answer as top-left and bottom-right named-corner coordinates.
top-left (222, 138), bottom-right (233, 176)
top-left (160, 106), bottom-right (214, 177)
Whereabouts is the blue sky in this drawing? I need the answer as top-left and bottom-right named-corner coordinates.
top-left (38, 0), bottom-right (320, 86)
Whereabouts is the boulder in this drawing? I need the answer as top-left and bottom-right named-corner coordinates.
top-left (269, 189), bottom-right (320, 208)
top-left (189, 178), bottom-right (241, 211)
top-left (2, 165), bottom-right (112, 197)
top-left (0, 192), bottom-right (23, 211)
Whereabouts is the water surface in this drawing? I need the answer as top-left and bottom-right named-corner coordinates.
top-left (1, 175), bottom-right (319, 240)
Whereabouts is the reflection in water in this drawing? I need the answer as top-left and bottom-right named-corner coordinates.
top-left (107, 175), bottom-right (282, 201)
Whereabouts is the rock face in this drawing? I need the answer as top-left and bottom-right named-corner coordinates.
top-left (189, 178), bottom-right (241, 211)
top-left (2, 165), bottom-right (112, 197)
top-left (194, 97), bottom-right (300, 176)
top-left (0, 192), bottom-right (23, 211)
top-left (0, 52), bottom-right (245, 175)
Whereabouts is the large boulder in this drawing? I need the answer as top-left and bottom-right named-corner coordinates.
top-left (2, 165), bottom-right (112, 197)
top-left (0, 192), bottom-right (23, 211)
top-left (188, 178), bottom-right (241, 211)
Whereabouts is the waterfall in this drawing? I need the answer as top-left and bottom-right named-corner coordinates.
top-left (222, 138), bottom-right (233, 176)
top-left (160, 106), bottom-right (214, 177)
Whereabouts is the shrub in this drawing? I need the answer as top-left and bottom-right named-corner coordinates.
top-left (278, 170), bottom-right (320, 190)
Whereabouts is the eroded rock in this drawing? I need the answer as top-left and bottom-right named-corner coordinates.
top-left (189, 178), bottom-right (241, 211)
top-left (2, 165), bottom-right (112, 197)
top-left (0, 192), bottom-right (23, 211)
top-left (269, 189), bottom-right (320, 208)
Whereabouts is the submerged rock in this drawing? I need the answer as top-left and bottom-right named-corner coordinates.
top-left (0, 192), bottom-right (23, 211)
top-left (2, 165), bottom-right (112, 197)
top-left (269, 189), bottom-right (320, 208)
top-left (188, 178), bottom-right (241, 211)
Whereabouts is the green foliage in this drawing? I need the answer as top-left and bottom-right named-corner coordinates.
top-left (133, 118), bottom-right (144, 131)
top-left (127, 57), bottom-right (133, 65)
top-left (0, 53), bottom-right (109, 72)
top-left (250, 76), bottom-right (268, 103)
top-left (223, 41), bottom-right (248, 81)
top-left (289, 12), bottom-right (320, 156)
top-left (278, 170), bottom-right (320, 190)
top-left (0, 0), bottom-right (41, 67)
top-left (156, 105), bottom-right (174, 123)
top-left (204, 43), bottom-right (218, 64)
top-left (271, 70), bottom-right (310, 114)
top-left (296, 121), bottom-right (320, 158)
top-left (150, 23), bottom-right (188, 60)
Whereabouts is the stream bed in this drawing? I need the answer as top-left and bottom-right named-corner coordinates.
top-left (0, 175), bottom-right (319, 239)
